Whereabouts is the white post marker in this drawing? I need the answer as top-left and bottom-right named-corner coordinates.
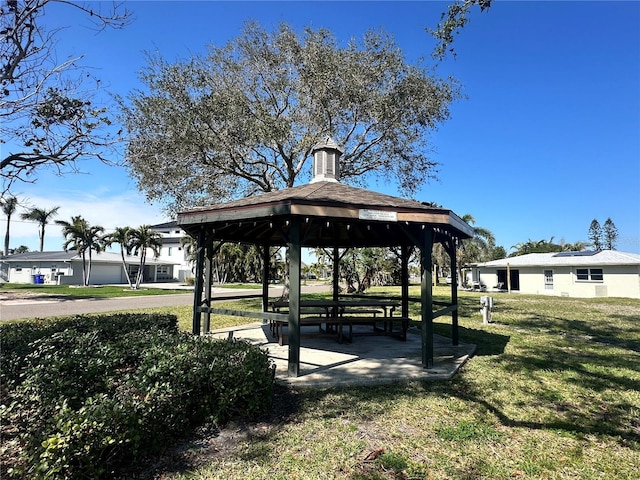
top-left (480, 296), bottom-right (493, 324)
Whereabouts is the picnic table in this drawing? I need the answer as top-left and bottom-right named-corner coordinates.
top-left (268, 299), bottom-right (408, 345)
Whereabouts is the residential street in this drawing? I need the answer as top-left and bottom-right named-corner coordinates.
top-left (0, 284), bottom-right (329, 322)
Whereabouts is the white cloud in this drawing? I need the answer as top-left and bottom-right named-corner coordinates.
top-left (7, 189), bottom-right (169, 252)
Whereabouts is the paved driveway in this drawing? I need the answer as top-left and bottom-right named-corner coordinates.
top-left (0, 293), bottom-right (194, 321)
top-left (0, 284), bottom-right (329, 322)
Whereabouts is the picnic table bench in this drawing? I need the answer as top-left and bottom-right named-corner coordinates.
top-left (268, 299), bottom-right (408, 345)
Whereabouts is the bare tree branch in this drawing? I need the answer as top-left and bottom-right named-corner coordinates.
top-left (1, 0), bottom-right (132, 193)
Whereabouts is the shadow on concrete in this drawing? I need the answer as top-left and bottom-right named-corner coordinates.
top-left (208, 322), bottom-right (479, 389)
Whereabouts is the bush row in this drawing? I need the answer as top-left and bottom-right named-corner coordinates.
top-left (1, 314), bottom-right (275, 479)
top-left (0, 313), bottom-right (178, 389)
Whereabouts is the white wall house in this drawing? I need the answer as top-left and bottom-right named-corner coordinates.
top-left (470, 250), bottom-right (640, 299)
top-left (0, 251), bottom-right (177, 285)
top-left (150, 221), bottom-right (193, 282)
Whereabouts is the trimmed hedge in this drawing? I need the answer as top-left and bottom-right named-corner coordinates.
top-left (1, 313), bottom-right (275, 479)
top-left (0, 313), bottom-right (179, 389)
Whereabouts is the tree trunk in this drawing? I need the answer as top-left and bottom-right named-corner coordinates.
top-left (136, 251), bottom-right (146, 289)
top-left (4, 218), bottom-right (10, 256)
top-left (120, 247), bottom-right (133, 288)
top-left (457, 265), bottom-right (465, 289)
top-left (80, 251), bottom-right (87, 286)
top-left (39, 225), bottom-right (45, 252)
top-left (86, 249), bottom-right (93, 286)
top-left (279, 247), bottom-right (291, 301)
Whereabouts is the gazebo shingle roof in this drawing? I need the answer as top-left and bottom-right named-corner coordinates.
top-left (184, 181), bottom-right (443, 212)
top-left (178, 181), bottom-right (473, 248)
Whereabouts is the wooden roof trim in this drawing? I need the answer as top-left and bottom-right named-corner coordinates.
top-left (179, 203), bottom-right (474, 239)
top-left (181, 202), bottom-right (452, 223)
top-left (182, 198), bottom-right (448, 216)
top-left (178, 204), bottom-right (292, 226)
top-left (291, 204), bottom-right (358, 219)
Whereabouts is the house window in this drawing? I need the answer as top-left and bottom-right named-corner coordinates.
top-left (15, 265), bottom-right (22, 272)
top-left (157, 265), bottom-right (169, 274)
top-left (590, 268), bottom-right (603, 281)
top-left (168, 247), bottom-right (172, 256)
top-left (544, 270), bottom-right (553, 290)
top-left (576, 269), bottom-right (589, 281)
top-left (576, 268), bottom-right (604, 282)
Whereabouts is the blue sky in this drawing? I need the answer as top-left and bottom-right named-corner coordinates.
top-left (5, 0), bottom-right (640, 255)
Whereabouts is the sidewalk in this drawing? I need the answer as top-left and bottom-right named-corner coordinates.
top-left (207, 322), bottom-right (476, 389)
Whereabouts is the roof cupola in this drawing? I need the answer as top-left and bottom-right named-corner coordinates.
top-left (310, 136), bottom-right (343, 183)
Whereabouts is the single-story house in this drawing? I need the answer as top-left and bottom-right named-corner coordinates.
top-left (0, 251), bottom-right (179, 285)
top-left (470, 250), bottom-right (640, 299)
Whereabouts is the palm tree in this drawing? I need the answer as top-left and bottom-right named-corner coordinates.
top-left (128, 225), bottom-right (162, 289)
top-left (180, 234), bottom-right (197, 274)
top-left (55, 216), bottom-right (105, 286)
top-left (103, 226), bottom-right (134, 288)
top-left (561, 241), bottom-right (589, 252)
top-left (458, 214), bottom-right (495, 287)
top-left (510, 237), bottom-right (565, 256)
top-left (1, 196), bottom-right (19, 256)
top-left (20, 206), bottom-right (60, 251)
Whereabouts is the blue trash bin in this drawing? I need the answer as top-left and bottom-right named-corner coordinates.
top-left (35, 274), bottom-right (44, 284)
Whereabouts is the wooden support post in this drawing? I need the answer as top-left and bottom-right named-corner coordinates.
top-left (288, 220), bottom-right (302, 377)
top-left (262, 244), bottom-right (270, 320)
top-left (401, 245), bottom-right (409, 319)
top-left (448, 238), bottom-right (459, 346)
top-left (203, 235), bottom-right (213, 333)
top-left (420, 227), bottom-right (434, 368)
top-left (191, 228), bottom-right (205, 335)
top-left (332, 246), bottom-right (340, 303)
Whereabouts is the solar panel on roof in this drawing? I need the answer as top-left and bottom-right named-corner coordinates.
top-left (553, 251), bottom-right (598, 257)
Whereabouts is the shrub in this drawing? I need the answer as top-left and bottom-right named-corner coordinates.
top-left (0, 313), bottom-right (178, 389)
top-left (2, 313), bottom-right (275, 479)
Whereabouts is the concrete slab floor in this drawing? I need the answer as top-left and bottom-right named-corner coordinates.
top-left (207, 323), bottom-right (476, 389)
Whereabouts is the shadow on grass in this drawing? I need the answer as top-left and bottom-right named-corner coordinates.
top-left (431, 322), bottom-right (510, 356)
top-left (288, 364), bottom-right (640, 451)
top-left (464, 333), bottom-right (638, 445)
top-left (511, 313), bottom-right (640, 353)
top-left (261, 327), bottom-right (638, 456)
top-left (446, 374), bottom-right (640, 447)
top-left (130, 383), bottom-right (302, 478)
top-left (156, 292), bottom-right (640, 475)
top-left (483, 295), bottom-right (640, 352)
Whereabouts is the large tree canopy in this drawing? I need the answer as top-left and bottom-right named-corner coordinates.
top-left (121, 22), bottom-right (460, 213)
top-left (0, 0), bottom-right (130, 192)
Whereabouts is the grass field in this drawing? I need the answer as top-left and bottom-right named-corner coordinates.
top-left (5, 285), bottom-right (639, 478)
top-left (123, 287), bottom-right (640, 479)
top-left (0, 282), bottom-right (191, 298)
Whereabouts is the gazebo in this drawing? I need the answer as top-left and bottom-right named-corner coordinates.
top-left (177, 138), bottom-right (474, 377)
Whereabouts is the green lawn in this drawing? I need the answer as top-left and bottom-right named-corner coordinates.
top-left (134, 287), bottom-right (640, 479)
top-left (0, 283), bottom-right (192, 299)
top-left (7, 285), bottom-right (640, 478)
